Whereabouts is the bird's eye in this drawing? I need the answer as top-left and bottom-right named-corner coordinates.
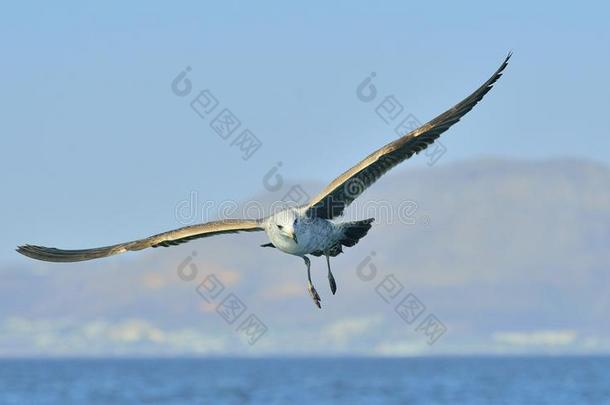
top-left (277, 224), bottom-right (283, 230)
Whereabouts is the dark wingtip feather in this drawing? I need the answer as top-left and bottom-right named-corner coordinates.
top-left (15, 243), bottom-right (123, 263)
top-left (16, 244), bottom-right (46, 260)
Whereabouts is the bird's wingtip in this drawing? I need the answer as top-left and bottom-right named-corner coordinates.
top-left (16, 244), bottom-right (30, 254)
top-left (500, 52), bottom-right (512, 69)
top-left (500, 51), bottom-right (513, 70)
top-left (16, 244), bottom-right (43, 258)
top-left (16, 245), bottom-right (30, 258)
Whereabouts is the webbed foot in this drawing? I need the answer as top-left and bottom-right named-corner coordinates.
top-left (307, 281), bottom-right (321, 309)
top-left (326, 253), bottom-right (337, 295)
top-left (328, 271), bottom-right (337, 295)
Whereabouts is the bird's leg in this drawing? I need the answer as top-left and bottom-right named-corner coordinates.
top-left (304, 256), bottom-right (321, 308)
top-left (326, 252), bottom-right (337, 295)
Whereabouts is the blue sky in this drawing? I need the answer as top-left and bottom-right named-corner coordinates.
top-left (2, 1), bottom-right (609, 261)
top-left (1, 1), bottom-right (610, 356)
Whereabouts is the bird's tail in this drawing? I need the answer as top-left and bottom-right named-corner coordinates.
top-left (338, 218), bottom-right (375, 247)
top-left (309, 218), bottom-right (374, 257)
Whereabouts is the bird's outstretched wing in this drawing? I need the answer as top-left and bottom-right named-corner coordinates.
top-left (304, 53), bottom-right (511, 220)
top-left (17, 219), bottom-right (263, 262)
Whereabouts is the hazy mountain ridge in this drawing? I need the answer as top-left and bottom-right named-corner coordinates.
top-left (2, 158), bottom-right (609, 356)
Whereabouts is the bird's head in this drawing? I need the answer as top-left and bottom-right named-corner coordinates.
top-left (269, 210), bottom-right (298, 243)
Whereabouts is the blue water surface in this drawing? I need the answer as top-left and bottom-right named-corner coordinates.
top-left (0, 357), bottom-right (609, 404)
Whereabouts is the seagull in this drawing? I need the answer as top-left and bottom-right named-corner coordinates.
top-left (17, 54), bottom-right (510, 308)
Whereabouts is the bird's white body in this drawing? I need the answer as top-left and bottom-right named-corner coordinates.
top-left (263, 208), bottom-right (338, 256)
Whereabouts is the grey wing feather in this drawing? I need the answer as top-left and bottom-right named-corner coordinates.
top-left (17, 219), bottom-right (263, 262)
top-left (305, 53), bottom-right (511, 220)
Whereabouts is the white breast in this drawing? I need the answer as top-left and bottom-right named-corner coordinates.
top-left (264, 212), bottom-right (337, 256)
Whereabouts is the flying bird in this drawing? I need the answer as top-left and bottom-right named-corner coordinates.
top-left (17, 54), bottom-right (511, 308)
